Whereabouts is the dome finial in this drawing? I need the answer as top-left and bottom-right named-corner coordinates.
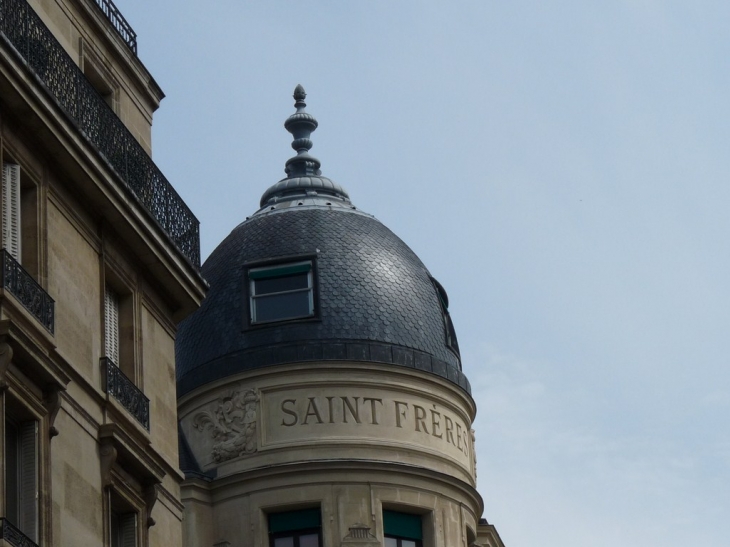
top-left (293, 83), bottom-right (306, 102)
top-left (284, 85), bottom-right (320, 177)
top-left (258, 86), bottom-right (352, 208)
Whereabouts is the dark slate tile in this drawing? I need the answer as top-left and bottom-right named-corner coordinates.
top-left (414, 351), bottom-right (432, 372)
top-left (393, 347), bottom-right (414, 368)
top-left (347, 343), bottom-right (370, 361)
top-left (369, 343), bottom-right (392, 363)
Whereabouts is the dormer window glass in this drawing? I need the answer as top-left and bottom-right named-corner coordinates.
top-left (249, 261), bottom-right (314, 324)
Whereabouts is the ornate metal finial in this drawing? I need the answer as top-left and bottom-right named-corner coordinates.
top-left (257, 85), bottom-right (352, 209)
top-left (284, 85), bottom-right (321, 177)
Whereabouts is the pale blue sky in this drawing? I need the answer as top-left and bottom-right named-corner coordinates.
top-left (122, 1), bottom-right (730, 545)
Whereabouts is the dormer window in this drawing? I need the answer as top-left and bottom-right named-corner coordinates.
top-left (430, 276), bottom-right (460, 357)
top-left (249, 261), bottom-right (314, 324)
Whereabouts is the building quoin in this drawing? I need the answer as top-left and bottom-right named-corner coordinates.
top-left (176, 86), bottom-right (506, 547)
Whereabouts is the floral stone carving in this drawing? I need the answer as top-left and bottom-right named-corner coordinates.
top-left (193, 387), bottom-right (259, 463)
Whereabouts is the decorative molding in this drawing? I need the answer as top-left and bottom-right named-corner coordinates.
top-left (44, 386), bottom-right (63, 437)
top-left (341, 523), bottom-right (379, 546)
top-left (193, 387), bottom-right (259, 463)
top-left (0, 341), bottom-right (13, 387)
top-left (144, 483), bottom-right (159, 527)
top-left (100, 438), bottom-right (118, 488)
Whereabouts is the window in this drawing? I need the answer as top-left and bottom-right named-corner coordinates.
top-left (81, 42), bottom-right (119, 112)
top-left (103, 275), bottom-right (136, 382)
top-left (4, 412), bottom-right (38, 543)
top-left (2, 162), bottom-right (20, 261)
top-left (383, 511), bottom-right (422, 547)
top-left (268, 508), bottom-right (321, 547)
top-left (430, 277), bottom-right (460, 357)
top-left (2, 159), bottom-right (40, 277)
top-left (105, 284), bottom-right (120, 365)
top-left (109, 492), bottom-right (138, 547)
top-left (249, 261), bottom-right (314, 324)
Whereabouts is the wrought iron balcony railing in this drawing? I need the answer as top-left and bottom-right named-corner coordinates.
top-left (0, 250), bottom-right (54, 334)
top-left (0, 518), bottom-right (39, 547)
top-left (92, 0), bottom-right (137, 54)
top-left (101, 357), bottom-right (150, 430)
top-left (0, 0), bottom-right (201, 268)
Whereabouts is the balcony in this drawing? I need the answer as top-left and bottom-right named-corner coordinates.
top-left (92, 0), bottom-right (137, 54)
top-left (0, 0), bottom-right (201, 268)
top-left (101, 357), bottom-right (150, 430)
top-left (0, 250), bottom-right (54, 334)
top-left (0, 518), bottom-right (38, 547)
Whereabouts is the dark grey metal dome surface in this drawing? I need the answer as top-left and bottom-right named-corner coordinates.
top-left (176, 206), bottom-right (468, 396)
top-left (175, 87), bottom-right (469, 397)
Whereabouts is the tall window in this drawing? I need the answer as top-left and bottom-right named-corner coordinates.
top-left (2, 162), bottom-right (21, 261)
top-left (268, 508), bottom-right (321, 547)
top-left (1, 159), bottom-right (40, 277)
top-left (249, 261), bottom-right (314, 324)
top-left (383, 510), bottom-right (422, 547)
top-left (104, 284), bottom-right (120, 365)
top-left (4, 413), bottom-right (38, 543)
top-left (109, 492), bottom-right (137, 547)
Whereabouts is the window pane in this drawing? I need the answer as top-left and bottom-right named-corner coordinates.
top-left (402, 541), bottom-right (417, 547)
top-left (254, 291), bottom-right (311, 322)
top-left (5, 420), bottom-right (19, 524)
top-left (299, 534), bottom-right (319, 547)
top-left (254, 273), bottom-right (309, 295)
top-left (273, 538), bottom-right (294, 547)
top-left (384, 539), bottom-right (398, 547)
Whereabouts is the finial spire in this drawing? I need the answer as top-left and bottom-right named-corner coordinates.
top-left (284, 85), bottom-right (321, 177)
top-left (258, 85), bottom-right (351, 209)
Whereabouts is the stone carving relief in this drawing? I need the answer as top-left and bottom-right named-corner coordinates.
top-left (193, 387), bottom-right (259, 463)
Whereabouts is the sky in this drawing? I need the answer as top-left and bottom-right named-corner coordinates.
top-left (120, 2), bottom-right (729, 545)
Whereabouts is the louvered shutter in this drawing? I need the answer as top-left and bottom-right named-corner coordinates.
top-left (105, 285), bottom-right (120, 365)
top-left (2, 163), bottom-right (21, 261)
top-left (119, 512), bottom-right (137, 547)
top-left (18, 420), bottom-right (38, 543)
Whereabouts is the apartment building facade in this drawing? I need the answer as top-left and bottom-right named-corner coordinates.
top-left (0, 2), bottom-right (205, 547)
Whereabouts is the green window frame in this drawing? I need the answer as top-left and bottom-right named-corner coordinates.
top-left (383, 510), bottom-right (423, 547)
top-left (268, 508), bottom-right (322, 547)
top-left (249, 261), bottom-right (314, 324)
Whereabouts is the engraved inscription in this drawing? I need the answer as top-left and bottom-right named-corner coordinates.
top-left (278, 395), bottom-right (469, 457)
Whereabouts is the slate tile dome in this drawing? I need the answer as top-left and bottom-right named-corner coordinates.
top-left (176, 87), bottom-right (470, 397)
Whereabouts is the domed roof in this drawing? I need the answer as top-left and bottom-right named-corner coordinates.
top-left (176, 87), bottom-right (469, 397)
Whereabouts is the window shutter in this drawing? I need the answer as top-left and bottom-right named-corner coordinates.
top-left (19, 420), bottom-right (38, 543)
top-left (2, 163), bottom-right (21, 261)
top-left (105, 285), bottom-right (120, 365)
top-left (119, 512), bottom-right (137, 547)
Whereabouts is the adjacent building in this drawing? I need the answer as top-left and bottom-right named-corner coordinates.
top-left (0, 2), bottom-right (205, 547)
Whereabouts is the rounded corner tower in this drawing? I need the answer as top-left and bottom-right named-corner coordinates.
top-left (176, 86), bottom-right (484, 547)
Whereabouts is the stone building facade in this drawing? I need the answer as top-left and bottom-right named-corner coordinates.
top-left (0, 2), bottom-right (205, 547)
top-left (175, 87), bottom-right (505, 547)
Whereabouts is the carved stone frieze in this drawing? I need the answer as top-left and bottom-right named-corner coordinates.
top-left (193, 387), bottom-right (259, 463)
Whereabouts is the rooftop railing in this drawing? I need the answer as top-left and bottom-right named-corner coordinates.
top-left (0, 250), bottom-right (54, 334)
top-left (0, 0), bottom-right (201, 268)
top-left (101, 357), bottom-right (150, 430)
top-left (92, 0), bottom-right (137, 54)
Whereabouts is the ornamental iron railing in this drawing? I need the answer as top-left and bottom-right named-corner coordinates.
top-left (0, 518), bottom-right (39, 547)
top-left (92, 0), bottom-right (137, 54)
top-left (0, 0), bottom-right (201, 268)
top-left (101, 357), bottom-right (150, 430)
top-left (0, 250), bottom-right (54, 334)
